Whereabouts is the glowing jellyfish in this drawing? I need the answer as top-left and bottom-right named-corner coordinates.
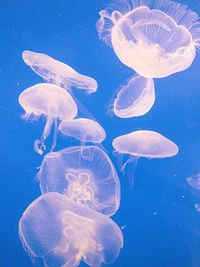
top-left (19, 192), bottom-right (123, 267)
top-left (19, 83), bottom-right (77, 155)
top-left (186, 174), bottom-right (200, 190)
top-left (59, 118), bottom-right (106, 144)
top-left (22, 50), bottom-right (97, 94)
top-left (112, 74), bottom-right (155, 118)
top-left (112, 130), bottom-right (179, 186)
top-left (97, 0), bottom-right (200, 78)
top-left (37, 146), bottom-right (120, 216)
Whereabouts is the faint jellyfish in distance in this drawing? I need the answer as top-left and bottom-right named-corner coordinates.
top-left (59, 118), bottom-right (106, 145)
top-left (19, 83), bottom-right (77, 155)
top-left (186, 174), bottom-right (200, 190)
top-left (111, 74), bottom-right (155, 118)
top-left (97, 0), bottom-right (200, 78)
top-left (19, 192), bottom-right (123, 267)
top-left (36, 146), bottom-right (120, 216)
top-left (112, 130), bottom-right (179, 187)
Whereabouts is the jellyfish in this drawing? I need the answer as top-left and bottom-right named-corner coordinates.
top-left (19, 192), bottom-right (123, 267)
top-left (36, 146), bottom-right (120, 216)
top-left (19, 83), bottom-right (77, 155)
top-left (97, 0), bottom-right (200, 78)
top-left (112, 130), bottom-right (179, 186)
top-left (59, 118), bottom-right (106, 144)
top-left (112, 74), bottom-right (155, 118)
top-left (186, 174), bottom-right (200, 190)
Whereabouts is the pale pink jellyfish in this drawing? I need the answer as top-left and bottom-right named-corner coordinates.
top-left (19, 83), bottom-right (77, 155)
top-left (59, 118), bottom-right (106, 144)
top-left (19, 192), bottom-right (123, 267)
top-left (187, 174), bottom-right (200, 190)
top-left (112, 74), bottom-right (155, 118)
top-left (37, 146), bottom-right (120, 216)
top-left (112, 130), bottom-right (179, 186)
top-left (97, 0), bottom-right (200, 78)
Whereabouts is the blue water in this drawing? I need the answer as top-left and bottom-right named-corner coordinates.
top-left (1, 0), bottom-right (200, 266)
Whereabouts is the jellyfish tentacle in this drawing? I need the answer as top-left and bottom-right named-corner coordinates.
top-left (121, 155), bottom-right (139, 188)
top-left (50, 118), bottom-right (58, 152)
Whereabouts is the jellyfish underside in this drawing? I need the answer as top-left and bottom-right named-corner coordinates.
top-left (111, 7), bottom-right (195, 77)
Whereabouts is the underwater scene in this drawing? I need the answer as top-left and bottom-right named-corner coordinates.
top-left (1, 0), bottom-right (200, 266)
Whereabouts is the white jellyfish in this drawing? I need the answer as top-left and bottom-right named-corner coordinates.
top-left (97, 0), bottom-right (200, 78)
top-left (59, 118), bottom-right (106, 144)
top-left (112, 130), bottom-right (179, 186)
top-left (186, 174), bottom-right (200, 190)
top-left (36, 146), bottom-right (120, 216)
top-left (19, 83), bottom-right (77, 155)
top-left (19, 192), bottom-right (123, 267)
top-left (112, 74), bottom-right (155, 118)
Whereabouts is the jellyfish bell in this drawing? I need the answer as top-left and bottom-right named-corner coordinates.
top-left (112, 130), bottom-right (179, 186)
top-left (19, 83), bottom-right (78, 155)
top-left (97, 0), bottom-right (200, 78)
top-left (186, 174), bottom-right (200, 190)
top-left (37, 146), bottom-right (120, 217)
top-left (112, 74), bottom-right (155, 118)
top-left (59, 118), bottom-right (106, 144)
top-left (22, 50), bottom-right (98, 94)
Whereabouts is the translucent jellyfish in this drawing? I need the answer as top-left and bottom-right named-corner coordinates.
top-left (112, 74), bottom-right (155, 118)
top-left (112, 130), bottom-right (179, 186)
top-left (19, 192), bottom-right (123, 267)
top-left (186, 174), bottom-right (200, 190)
top-left (19, 83), bottom-right (77, 155)
top-left (37, 146), bottom-right (120, 216)
top-left (22, 50), bottom-right (97, 94)
top-left (59, 118), bottom-right (106, 144)
top-left (97, 0), bottom-right (200, 78)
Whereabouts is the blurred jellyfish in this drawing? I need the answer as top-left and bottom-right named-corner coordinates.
top-left (59, 118), bottom-right (106, 144)
top-left (97, 0), bottom-right (200, 78)
top-left (37, 146), bottom-right (120, 216)
top-left (112, 74), bottom-right (155, 118)
top-left (112, 130), bottom-right (179, 186)
top-left (19, 192), bottom-right (123, 267)
top-left (19, 83), bottom-right (77, 155)
top-left (186, 174), bottom-right (200, 190)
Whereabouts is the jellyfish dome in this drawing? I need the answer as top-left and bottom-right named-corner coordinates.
top-left (19, 83), bottom-right (77, 155)
top-left (97, 0), bottom-right (200, 78)
top-left (113, 74), bottom-right (155, 118)
top-left (22, 50), bottom-right (98, 93)
top-left (59, 118), bottom-right (106, 144)
top-left (37, 146), bottom-right (120, 216)
top-left (19, 192), bottom-right (123, 267)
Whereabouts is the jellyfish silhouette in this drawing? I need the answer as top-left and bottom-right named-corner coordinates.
top-left (37, 146), bottom-right (120, 216)
top-left (97, 0), bottom-right (200, 78)
top-left (59, 118), bottom-right (106, 144)
top-left (112, 130), bottom-right (179, 186)
top-left (19, 83), bottom-right (77, 155)
top-left (186, 174), bottom-right (200, 190)
top-left (19, 192), bottom-right (123, 267)
top-left (112, 74), bottom-right (155, 118)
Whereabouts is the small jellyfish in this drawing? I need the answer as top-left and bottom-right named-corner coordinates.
top-left (112, 74), bottom-right (155, 118)
top-left (186, 174), bottom-right (200, 190)
top-left (59, 118), bottom-right (106, 144)
top-left (37, 146), bottom-right (120, 217)
top-left (19, 83), bottom-right (77, 155)
top-left (19, 192), bottom-right (123, 267)
top-left (97, 0), bottom-right (200, 78)
top-left (112, 130), bottom-right (179, 186)
top-left (22, 50), bottom-right (97, 94)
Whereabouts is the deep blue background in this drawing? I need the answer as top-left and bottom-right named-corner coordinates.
top-left (1, 0), bottom-right (200, 266)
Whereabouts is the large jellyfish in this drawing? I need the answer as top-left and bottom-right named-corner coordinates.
top-left (19, 83), bottom-right (77, 155)
top-left (112, 74), bottom-right (155, 118)
top-left (37, 146), bottom-right (120, 216)
top-left (112, 130), bottom-right (179, 186)
top-left (19, 192), bottom-right (123, 267)
top-left (59, 118), bottom-right (106, 144)
top-left (97, 0), bottom-right (200, 78)
top-left (22, 50), bottom-right (97, 93)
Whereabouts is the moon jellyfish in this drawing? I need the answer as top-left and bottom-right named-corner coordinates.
top-left (19, 83), bottom-right (77, 155)
top-left (19, 192), bottom-right (123, 267)
top-left (112, 130), bottom-right (179, 186)
top-left (112, 74), bottom-right (155, 118)
top-left (22, 50), bottom-right (97, 94)
top-left (97, 0), bottom-right (200, 78)
top-left (59, 118), bottom-right (106, 144)
top-left (186, 174), bottom-right (200, 190)
top-left (37, 146), bottom-right (120, 216)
